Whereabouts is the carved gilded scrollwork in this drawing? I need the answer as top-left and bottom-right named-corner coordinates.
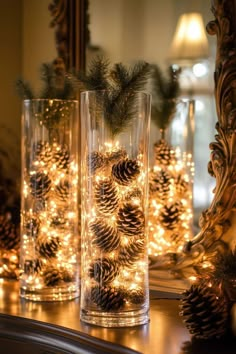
top-left (173, 0), bottom-right (236, 277)
top-left (48, 0), bottom-right (86, 71)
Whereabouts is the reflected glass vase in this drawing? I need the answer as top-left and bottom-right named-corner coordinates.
top-left (20, 99), bottom-right (79, 301)
top-left (80, 90), bottom-right (151, 327)
top-left (148, 99), bottom-right (195, 276)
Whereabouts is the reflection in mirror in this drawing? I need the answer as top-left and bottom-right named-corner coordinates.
top-left (87, 0), bottom-right (217, 230)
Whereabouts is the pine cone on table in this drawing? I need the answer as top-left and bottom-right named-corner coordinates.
top-left (88, 257), bottom-right (119, 284)
top-left (90, 218), bottom-right (120, 252)
top-left (112, 158), bottom-right (140, 186)
top-left (117, 202), bottom-right (144, 236)
top-left (91, 285), bottom-right (125, 311)
top-left (29, 171), bottom-right (51, 199)
top-left (118, 237), bottom-right (145, 266)
top-left (0, 213), bottom-right (20, 250)
top-left (180, 280), bottom-right (230, 339)
top-left (94, 178), bottom-right (119, 215)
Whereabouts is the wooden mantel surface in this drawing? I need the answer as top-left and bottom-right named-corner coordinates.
top-left (0, 280), bottom-right (236, 353)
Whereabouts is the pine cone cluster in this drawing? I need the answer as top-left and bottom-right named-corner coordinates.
top-left (180, 280), bottom-right (230, 339)
top-left (112, 158), bottom-right (140, 186)
top-left (90, 218), bottom-right (120, 252)
top-left (94, 178), bottom-right (119, 214)
top-left (91, 285), bottom-right (125, 311)
top-left (89, 257), bottom-right (119, 284)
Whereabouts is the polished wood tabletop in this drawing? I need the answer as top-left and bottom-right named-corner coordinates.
top-left (0, 280), bottom-right (236, 354)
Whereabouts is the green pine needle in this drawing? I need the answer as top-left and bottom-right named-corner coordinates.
top-left (15, 79), bottom-right (35, 99)
top-left (151, 64), bottom-right (181, 131)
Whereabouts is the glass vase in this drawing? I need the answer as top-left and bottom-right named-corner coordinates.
top-left (80, 90), bottom-right (151, 327)
top-left (20, 99), bottom-right (79, 301)
top-left (148, 99), bottom-right (195, 275)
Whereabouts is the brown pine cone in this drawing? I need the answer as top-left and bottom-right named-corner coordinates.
top-left (54, 179), bottom-right (70, 202)
top-left (112, 158), bottom-right (140, 186)
top-left (43, 267), bottom-right (61, 286)
top-left (105, 148), bottom-right (127, 164)
top-left (0, 213), bottom-right (20, 250)
top-left (91, 285), bottom-right (125, 311)
top-left (52, 144), bottom-right (70, 171)
top-left (159, 201), bottom-right (183, 230)
top-left (154, 139), bottom-right (174, 166)
top-left (180, 280), bottom-right (230, 339)
top-left (118, 237), bottom-right (145, 266)
top-left (117, 203), bottom-right (144, 236)
top-left (90, 218), bottom-right (120, 252)
top-left (89, 257), bottom-right (119, 284)
top-left (149, 169), bottom-right (171, 199)
top-left (29, 171), bottom-right (51, 199)
top-left (87, 151), bottom-right (107, 174)
top-left (37, 235), bottom-right (60, 259)
top-left (127, 287), bottom-right (145, 304)
top-left (33, 141), bottom-right (52, 165)
top-left (94, 178), bottom-right (119, 215)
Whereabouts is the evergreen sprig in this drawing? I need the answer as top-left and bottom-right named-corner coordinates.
top-left (77, 57), bottom-right (151, 136)
top-left (151, 64), bottom-right (181, 133)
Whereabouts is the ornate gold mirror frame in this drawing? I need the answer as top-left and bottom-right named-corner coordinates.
top-left (49, 0), bottom-right (236, 283)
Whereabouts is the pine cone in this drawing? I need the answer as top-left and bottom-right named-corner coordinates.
top-left (94, 178), bottom-right (119, 215)
top-left (124, 187), bottom-right (142, 201)
top-left (0, 213), bottom-right (20, 250)
top-left (52, 144), bottom-right (70, 171)
top-left (117, 203), bottom-right (144, 236)
top-left (154, 139), bottom-right (174, 166)
top-left (50, 214), bottom-right (66, 228)
top-left (91, 285), bottom-right (125, 311)
top-left (159, 201), bottom-right (183, 230)
top-left (105, 148), bottom-right (127, 164)
top-left (127, 287), bottom-right (145, 304)
top-left (89, 257), bottom-right (119, 284)
top-left (149, 169), bottom-right (171, 199)
top-left (29, 172), bottom-right (51, 199)
top-left (180, 281), bottom-right (230, 339)
top-left (24, 258), bottom-right (43, 274)
top-left (87, 151), bottom-right (107, 174)
top-left (175, 174), bottom-right (189, 196)
top-left (61, 269), bottom-right (74, 282)
top-left (118, 237), bottom-right (145, 266)
top-left (43, 266), bottom-right (61, 286)
top-left (54, 179), bottom-right (70, 202)
top-left (37, 235), bottom-right (60, 259)
top-left (112, 158), bottom-right (140, 186)
top-left (90, 218), bottom-right (120, 252)
top-left (33, 141), bottom-right (52, 166)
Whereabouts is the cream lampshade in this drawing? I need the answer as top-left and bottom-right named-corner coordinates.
top-left (169, 12), bottom-right (209, 63)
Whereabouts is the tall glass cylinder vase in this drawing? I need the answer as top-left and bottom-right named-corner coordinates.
top-left (80, 91), bottom-right (151, 327)
top-left (20, 99), bottom-right (79, 301)
top-left (148, 99), bottom-right (195, 268)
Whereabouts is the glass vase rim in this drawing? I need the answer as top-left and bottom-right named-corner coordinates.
top-left (23, 98), bottom-right (79, 103)
top-left (80, 89), bottom-right (151, 98)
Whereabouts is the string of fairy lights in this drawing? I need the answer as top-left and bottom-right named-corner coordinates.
top-left (81, 143), bottom-right (149, 313)
top-left (20, 102), bottom-right (79, 301)
top-left (148, 139), bottom-right (194, 258)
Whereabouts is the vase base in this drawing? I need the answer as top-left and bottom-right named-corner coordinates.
top-left (20, 285), bottom-right (79, 302)
top-left (80, 308), bottom-right (149, 327)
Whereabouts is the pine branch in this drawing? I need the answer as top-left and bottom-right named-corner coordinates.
top-left (151, 64), bottom-right (181, 131)
top-left (15, 79), bottom-right (35, 99)
top-left (77, 56), bottom-right (110, 90)
top-left (40, 62), bottom-right (56, 98)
